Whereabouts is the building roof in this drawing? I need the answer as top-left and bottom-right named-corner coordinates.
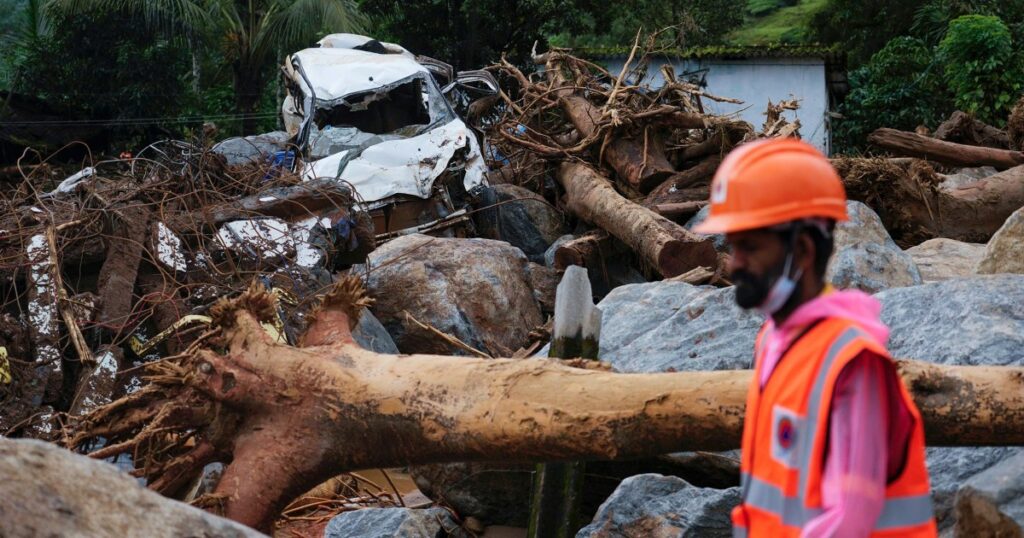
top-left (576, 44), bottom-right (844, 64)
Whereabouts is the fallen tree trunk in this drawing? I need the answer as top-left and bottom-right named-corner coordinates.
top-left (557, 162), bottom-right (717, 277)
top-left (72, 282), bottom-right (1024, 531)
top-left (933, 111), bottom-right (1009, 149)
top-left (553, 230), bottom-right (612, 271)
top-left (559, 95), bottom-right (676, 193)
top-left (837, 158), bottom-right (1024, 244)
top-left (869, 128), bottom-right (1024, 169)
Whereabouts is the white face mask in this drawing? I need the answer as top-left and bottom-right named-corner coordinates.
top-left (756, 247), bottom-right (803, 316)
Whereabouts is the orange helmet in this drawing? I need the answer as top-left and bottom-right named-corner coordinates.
top-left (693, 138), bottom-right (847, 234)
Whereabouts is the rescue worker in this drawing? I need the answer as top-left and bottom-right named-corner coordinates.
top-left (693, 138), bottom-right (937, 537)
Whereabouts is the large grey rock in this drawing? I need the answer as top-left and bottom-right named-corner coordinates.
top-left (905, 238), bottom-right (986, 282)
top-left (595, 282), bottom-right (761, 373)
top-left (491, 184), bottom-right (565, 262)
top-left (877, 275), bottom-right (1024, 366)
top-left (826, 201), bottom-right (922, 293)
top-left (351, 308), bottom-right (399, 354)
top-left (0, 438), bottom-right (264, 537)
top-left (364, 234), bottom-right (544, 356)
top-left (976, 207), bottom-right (1024, 275)
top-left (211, 131), bottom-right (291, 167)
top-left (324, 506), bottom-right (464, 538)
top-left (954, 449), bottom-right (1024, 537)
top-left (576, 474), bottom-right (739, 538)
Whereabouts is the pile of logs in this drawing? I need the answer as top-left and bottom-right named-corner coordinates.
top-left (841, 108), bottom-right (1024, 246)
top-left (484, 45), bottom-right (782, 279)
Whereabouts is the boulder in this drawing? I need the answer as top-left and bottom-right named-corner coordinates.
top-left (211, 131), bottom-right (291, 167)
top-left (0, 438), bottom-right (264, 537)
top-left (976, 207), bottom-right (1024, 275)
top-left (324, 506), bottom-right (466, 538)
top-left (351, 308), bottom-right (400, 354)
top-left (576, 474), bottom-right (739, 538)
top-left (905, 238), bottom-right (986, 282)
top-left (594, 281), bottom-right (761, 373)
top-left (527, 262), bottom-right (561, 314)
top-left (954, 449), bottom-right (1024, 537)
top-left (826, 201), bottom-right (922, 293)
top-left (490, 184), bottom-right (565, 262)
top-left (363, 234), bottom-right (544, 356)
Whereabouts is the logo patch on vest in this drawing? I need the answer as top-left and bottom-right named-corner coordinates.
top-left (770, 405), bottom-right (803, 470)
top-left (777, 417), bottom-right (795, 449)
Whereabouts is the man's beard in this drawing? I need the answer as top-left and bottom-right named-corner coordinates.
top-left (732, 259), bottom-right (786, 309)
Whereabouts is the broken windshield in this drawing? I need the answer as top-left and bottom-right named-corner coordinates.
top-left (305, 74), bottom-right (456, 159)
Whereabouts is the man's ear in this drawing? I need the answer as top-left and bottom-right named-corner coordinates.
top-left (795, 231), bottom-right (816, 275)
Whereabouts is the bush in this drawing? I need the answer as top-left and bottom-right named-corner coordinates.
top-left (938, 14), bottom-right (1022, 126)
top-left (833, 36), bottom-right (952, 153)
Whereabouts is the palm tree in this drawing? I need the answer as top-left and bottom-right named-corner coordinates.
top-left (46, 0), bottom-right (367, 134)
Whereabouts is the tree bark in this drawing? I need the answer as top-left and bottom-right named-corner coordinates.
top-left (869, 128), bottom-right (1024, 169)
top-left (75, 284), bottom-right (1024, 531)
top-left (559, 95), bottom-right (676, 193)
top-left (837, 158), bottom-right (1024, 244)
top-left (557, 162), bottom-right (717, 277)
top-left (933, 111), bottom-right (1009, 149)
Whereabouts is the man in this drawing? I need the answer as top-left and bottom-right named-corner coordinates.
top-left (693, 138), bottom-right (937, 537)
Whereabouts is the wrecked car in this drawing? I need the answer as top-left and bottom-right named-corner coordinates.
top-left (282, 34), bottom-right (498, 240)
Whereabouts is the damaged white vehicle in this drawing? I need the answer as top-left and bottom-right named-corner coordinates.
top-left (283, 34), bottom-right (496, 240)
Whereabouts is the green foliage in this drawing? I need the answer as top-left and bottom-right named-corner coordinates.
top-left (833, 37), bottom-right (952, 153)
top-left (547, 0), bottom-right (744, 51)
top-left (937, 15), bottom-right (1022, 125)
top-left (361, 0), bottom-right (599, 69)
top-left (727, 0), bottom-right (827, 45)
top-left (14, 10), bottom-right (193, 146)
top-left (811, 0), bottom-right (928, 66)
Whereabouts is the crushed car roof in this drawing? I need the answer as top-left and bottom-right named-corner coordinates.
top-left (288, 47), bottom-right (430, 101)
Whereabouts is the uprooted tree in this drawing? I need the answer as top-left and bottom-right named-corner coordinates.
top-left (68, 278), bottom-right (1024, 532)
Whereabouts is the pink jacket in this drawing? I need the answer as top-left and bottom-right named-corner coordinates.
top-left (757, 289), bottom-right (914, 537)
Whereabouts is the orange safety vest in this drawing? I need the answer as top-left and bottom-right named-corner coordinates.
top-left (731, 317), bottom-right (937, 537)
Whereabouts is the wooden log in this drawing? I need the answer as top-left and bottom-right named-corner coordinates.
top-left (553, 230), bottom-right (612, 271)
top-left (933, 110), bottom-right (1009, 149)
top-left (665, 154), bottom-right (722, 190)
top-left (96, 207), bottom-right (151, 330)
top-left (654, 201), bottom-right (707, 220)
top-left (559, 95), bottom-right (675, 193)
top-left (557, 162), bottom-right (717, 277)
top-left (868, 128), bottom-right (1024, 169)
top-left (76, 283), bottom-right (1024, 531)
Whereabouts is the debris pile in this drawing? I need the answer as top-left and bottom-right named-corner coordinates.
top-left (1, 34), bottom-right (1023, 538)
top-left (0, 143), bottom-right (373, 436)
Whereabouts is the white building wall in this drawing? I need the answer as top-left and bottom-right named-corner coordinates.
top-left (603, 57), bottom-right (830, 154)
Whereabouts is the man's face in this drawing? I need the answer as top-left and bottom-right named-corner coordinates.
top-left (725, 228), bottom-right (788, 309)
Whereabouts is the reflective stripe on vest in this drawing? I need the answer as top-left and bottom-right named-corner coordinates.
top-left (739, 325), bottom-right (935, 532)
top-left (741, 472), bottom-right (934, 529)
